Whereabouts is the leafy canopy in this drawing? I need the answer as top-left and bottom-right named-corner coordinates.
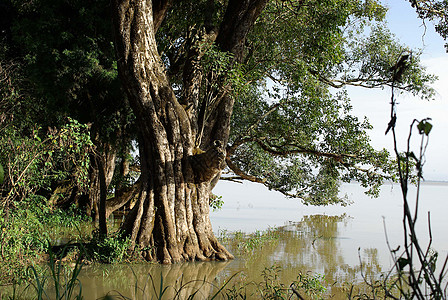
top-left (1, 0), bottom-right (437, 206)
top-left (157, 0), bottom-right (435, 205)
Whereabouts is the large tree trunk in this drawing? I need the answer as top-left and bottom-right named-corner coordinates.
top-left (112, 0), bottom-right (266, 263)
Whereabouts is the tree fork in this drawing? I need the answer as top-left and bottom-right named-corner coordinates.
top-left (112, 0), bottom-right (237, 263)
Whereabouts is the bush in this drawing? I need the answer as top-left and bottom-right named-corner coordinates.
top-left (87, 232), bottom-right (132, 264)
top-left (0, 118), bottom-right (93, 208)
top-left (0, 197), bottom-right (88, 285)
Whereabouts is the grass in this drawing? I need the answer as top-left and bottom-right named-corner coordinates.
top-left (0, 197), bottom-right (91, 286)
top-left (2, 258), bottom-right (328, 300)
top-left (218, 227), bottom-right (280, 255)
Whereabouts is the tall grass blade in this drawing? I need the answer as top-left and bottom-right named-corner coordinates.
top-left (210, 272), bottom-right (241, 300)
top-left (27, 265), bottom-right (49, 300)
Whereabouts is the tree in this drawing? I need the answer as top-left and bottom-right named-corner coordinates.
top-left (111, 0), bottom-right (265, 263)
top-left (407, 0), bottom-right (448, 51)
top-left (111, 0), bottom-right (434, 263)
top-left (0, 0), bottom-right (136, 222)
top-left (0, 0), bottom-right (435, 263)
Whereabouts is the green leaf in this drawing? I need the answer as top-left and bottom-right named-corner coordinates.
top-left (417, 120), bottom-right (433, 135)
top-left (397, 257), bottom-right (409, 271)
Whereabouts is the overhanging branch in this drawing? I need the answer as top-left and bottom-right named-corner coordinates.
top-left (255, 138), bottom-right (357, 161)
top-left (225, 157), bottom-right (267, 184)
top-left (226, 136), bottom-right (390, 186)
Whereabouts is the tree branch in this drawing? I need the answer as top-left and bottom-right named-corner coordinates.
top-left (225, 157), bottom-right (267, 184)
top-left (181, 30), bottom-right (218, 139)
top-left (255, 138), bottom-right (357, 161)
top-left (152, 0), bottom-right (173, 33)
top-left (215, 0), bottom-right (269, 59)
top-left (200, 0), bottom-right (269, 148)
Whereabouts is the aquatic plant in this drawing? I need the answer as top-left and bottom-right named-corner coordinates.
top-left (27, 245), bottom-right (84, 300)
top-left (218, 228), bottom-right (280, 255)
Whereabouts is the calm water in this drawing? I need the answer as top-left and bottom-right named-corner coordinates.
top-left (6, 181), bottom-right (448, 299)
top-left (212, 181), bottom-right (448, 269)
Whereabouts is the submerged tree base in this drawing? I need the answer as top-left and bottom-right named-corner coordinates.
top-left (120, 177), bottom-right (235, 264)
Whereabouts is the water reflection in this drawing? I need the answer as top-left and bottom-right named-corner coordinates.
top-left (74, 214), bottom-right (383, 299)
top-left (217, 215), bottom-right (383, 292)
top-left (78, 261), bottom-right (230, 299)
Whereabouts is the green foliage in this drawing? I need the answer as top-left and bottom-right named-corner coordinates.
top-left (345, 25), bottom-right (436, 99)
top-left (0, 162), bottom-right (4, 185)
top-left (257, 265), bottom-right (288, 299)
top-left (10, 0), bottom-right (118, 114)
top-left (4, 0), bottom-right (134, 169)
top-left (209, 194), bottom-right (224, 211)
top-left (224, 0), bottom-right (435, 205)
top-left (218, 228), bottom-right (280, 255)
top-left (2, 0), bottom-right (438, 209)
top-left (221, 267), bottom-right (327, 299)
top-left (252, 266), bottom-right (327, 299)
top-left (230, 88), bottom-right (393, 204)
top-left (293, 271), bottom-right (327, 299)
top-left (87, 232), bottom-right (132, 264)
top-left (0, 118), bottom-right (93, 206)
top-left (237, 229), bottom-right (279, 254)
top-left (417, 119), bottom-right (433, 136)
top-left (0, 198), bottom-right (87, 285)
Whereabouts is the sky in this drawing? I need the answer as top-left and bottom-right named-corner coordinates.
top-left (348, 0), bottom-right (448, 181)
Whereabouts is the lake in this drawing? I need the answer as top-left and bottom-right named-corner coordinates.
top-left (69, 181), bottom-right (448, 299)
top-left (212, 180), bottom-right (448, 269)
top-left (7, 181), bottom-right (447, 299)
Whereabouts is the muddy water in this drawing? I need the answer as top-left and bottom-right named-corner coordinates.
top-left (77, 214), bottom-right (365, 299)
top-left (71, 181), bottom-right (448, 299)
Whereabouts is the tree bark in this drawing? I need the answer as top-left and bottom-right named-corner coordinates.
top-left (105, 179), bottom-right (140, 219)
top-left (83, 143), bottom-right (116, 221)
top-left (111, 0), bottom-right (266, 263)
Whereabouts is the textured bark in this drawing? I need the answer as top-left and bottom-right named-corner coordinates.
top-left (112, 0), bottom-right (266, 263)
top-left (201, 0), bottom-right (268, 148)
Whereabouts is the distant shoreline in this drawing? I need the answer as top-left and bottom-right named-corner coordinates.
top-left (419, 180), bottom-right (448, 185)
top-left (347, 180), bottom-right (448, 186)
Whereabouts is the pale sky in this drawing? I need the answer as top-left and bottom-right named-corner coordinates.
top-left (348, 0), bottom-right (448, 181)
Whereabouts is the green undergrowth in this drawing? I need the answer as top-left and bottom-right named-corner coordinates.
top-left (0, 197), bottom-right (90, 285)
top-left (0, 197), bottom-right (136, 287)
top-left (84, 232), bottom-right (134, 264)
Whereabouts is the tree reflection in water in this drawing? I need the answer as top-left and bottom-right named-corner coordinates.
top-left (75, 214), bottom-right (384, 298)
